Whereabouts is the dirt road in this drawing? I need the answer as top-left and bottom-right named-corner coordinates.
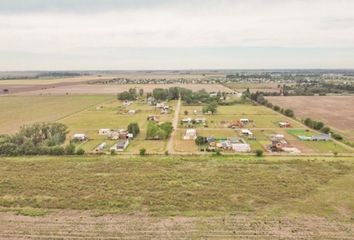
top-left (167, 97), bottom-right (181, 154)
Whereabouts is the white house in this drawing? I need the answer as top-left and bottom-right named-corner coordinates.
top-left (195, 118), bottom-right (206, 124)
top-left (232, 143), bottom-right (251, 152)
top-left (241, 129), bottom-right (253, 136)
top-left (240, 118), bottom-right (249, 123)
top-left (128, 109), bottom-right (136, 115)
top-left (73, 133), bottom-right (87, 141)
top-left (182, 118), bottom-right (193, 124)
top-left (98, 128), bottom-right (111, 136)
top-left (183, 129), bottom-right (197, 140)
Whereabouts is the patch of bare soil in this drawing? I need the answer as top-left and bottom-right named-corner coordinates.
top-left (267, 96), bottom-right (354, 139)
top-left (0, 211), bottom-right (353, 239)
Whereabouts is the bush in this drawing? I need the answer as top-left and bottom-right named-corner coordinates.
top-left (110, 149), bottom-right (116, 155)
top-left (49, 146), bottom-right (65, 155)
top-left (164, 150), bottom-right (169, 156)
top-left (273, 105), bottom-right (280, 111)
top-left (76, 148), bottom-right (85, 155)
top-left (320, 127), bottom-right (331, 134)
top-left (195, 136), bottom-right (207, 146)
top-left (65, 144), bottom-right (76, 155)
top-left (255, 149), bottom-right (263, 157)
top-left (139, 148), bottom-right (146, 156)
top-left (214, 149), bottom-right (222, 156)
top-left (127, 123), bottom-right (140, 137)
top-left (284, 109), bottom-right (294, 117)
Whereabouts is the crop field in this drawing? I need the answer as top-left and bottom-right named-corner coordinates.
top-left (15, 83), bottom-right (233, 95)
top-left (0, 95), bottom-right (112, 134)
top-left (267, 96), bottom-right (354, 140)
top-left (0, 155), bottom-right (353, 238)
top-left (225, 82), bottom-right (282, 93)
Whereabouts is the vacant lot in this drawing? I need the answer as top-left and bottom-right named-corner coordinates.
top-left (0, 95), bottom-right (112, 134)
top-left (15, 83), bottom-right (233, 95)
top-left (268, 96), bottom-right (354, 140)
top-left (0, 155), bottom-right (353, 238)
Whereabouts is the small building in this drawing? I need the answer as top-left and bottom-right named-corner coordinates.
top-left (312, 133), bottom-right (331, 141)
top-left (147, 115), bottom-right (159, 122)
top-left (181, 118), bottom-right (193, 124)
top-left (183, 129), bottom-right (197, 140)
top-left (73, 133), bottom-right (87, 141)
top-left (232, 143), bottom-right (251, 152)
top-left (240, 118), bottom-right (249, 124)
top-left (98, 128), bottom-right (111, 136)
top-left (156, 102), bottom-right (166, 109)
top-left (195, 118), bottom-right (206, 124)
top-left (241, 129), bottom-right (253, 136)
top-left (270, 134), bottom-right (284, 141)
top-left (110, 139), bottom-right (129, 152)
top-left (95, 142), bottom-right (107, 152)
top-left (123, 101), bottom-right (132, 106)
top-left (209, 92), bottom-right (218, 97)
top-left (128, 109), bottom-right (136, 115)
top-left (279, 122), bottom-right (291, 128)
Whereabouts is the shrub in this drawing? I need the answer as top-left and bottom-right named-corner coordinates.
top-left (76, 148), bottom-right (85, 155)
top-left (273, 105), bottom-right (280, 111)
top-left (49, 146), bottom-right (65, 155)
top-left (139, 148), bottom-right (146, 156)
top-left (65, 144), bottom-right (76, 155)
top-left (127, 123), bottom-right (140, 137)
top-left (284, 109), bottom-right (295, 117)
top-left (255, 149), bottom-right (263, 157)
top-left (164, 150), bottom-right (169, 156)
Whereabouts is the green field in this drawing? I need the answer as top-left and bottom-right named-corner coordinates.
top-left (0, 155), bottom-right (353, 220)
top-left (0, 95), bottom-right (113, 134)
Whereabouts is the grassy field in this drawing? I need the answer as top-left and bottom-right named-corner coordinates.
top-left (0, 155), bottom-right (353, 220)
top-left (0, 95), bottom-right (112, 134)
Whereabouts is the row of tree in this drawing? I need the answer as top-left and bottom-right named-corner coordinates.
top-left (243, 89), bottom-right (295, 117)
top-left (0, 123), bottom-right (84, 156)
top-left (117, 88), bottom-right (144, 101)
top-left (303, 118), bottom-right (343, 140)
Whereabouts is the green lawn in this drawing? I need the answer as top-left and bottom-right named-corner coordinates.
top-left (0, 155), bottom-right (353, 219)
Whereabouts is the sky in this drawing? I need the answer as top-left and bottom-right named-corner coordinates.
top-left (0, 0), bottom-right (354, 70)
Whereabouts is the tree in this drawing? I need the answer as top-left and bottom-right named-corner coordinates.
top-left (195, 136), bottom-right (207, 146)
top-left (117, 91), bottom-right (136, 101)
top-left (184, 110), bottom-right (189, 115)
top-left (76, 148), bottom-right (85, 155)
top-left (139, 88), bottom-right (144, 96)
top-left (273, 105), bottom-right (280, 112)
top-left (255, 149), bottom-right (263, 157)
top-left (313, 121), bottom-right (324, 130)
top-left (321, 127), bottom-right (330, 134)
top-left (152, 88), bottom-right (169, 101)
top-left (127, 123), bottom-right (140, 137)
top-left (284, 109), bottom-right (294, 117)
top-left (139, 148), bottom-right (146, 156)
top-left (304, 118), bottom-right (313, 127)
top-left (202, 102), bottom-right (218, 114)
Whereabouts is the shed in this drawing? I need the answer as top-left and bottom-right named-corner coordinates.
top-left (183, 129), bottom-right (197, 140)
top-left (232, 143), bottom-right (251, 152)
top-left (73, 133), bottom-right (87, 141)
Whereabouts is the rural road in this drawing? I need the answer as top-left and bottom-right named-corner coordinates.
top-left (167, 96), bottom-right (181, 154)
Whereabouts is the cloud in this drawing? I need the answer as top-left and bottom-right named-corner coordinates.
top-left (0, 0), bottom-right (353, 69)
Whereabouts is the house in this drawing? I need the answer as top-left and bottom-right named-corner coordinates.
top-left (73, 133), bottom-right (87, 141)
top-left (110, 139), bottom-right (129, 152)
top-left (109, 129), bottom-right (130, 140)
top-left (147, 115), bottom-right (159, 122)
top-left (240, 118), bottom-right (249, 124)
top-left (123, 101), bottom-right (132, 106)
top-left (241, 129), bottom-right (253, 136)
top-left (95, 142), bottom-right (106, 152)
top-left (195, 118), bottom-right (206, 124)
top-left (270, 134), bottom-right (284, 141)
top-left (298, 133), bottom-right (331, 141)
top-left (128, 109), bottom-right (136, 115)
top-left (147, 96), bottom-right (155, 105)
top-left (279, 122), bottom-right (291, 128)
top-left (232, 143), bottom-right (251, 152)
top-left (98, 128), bottom-right (111, 136)
top-left (312, 133), bottom-right (331, 141)
top-left (181, 118), bottom-right (193, 124)
top-left (183, 129), bottom-right (197, 140)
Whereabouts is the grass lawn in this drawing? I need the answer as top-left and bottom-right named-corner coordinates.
top-left (0, 155), bottom-right (353, 219)
top-left (0, 95), bottom-right (113, 134)
top-left (287, 129), bottom-right (352, 153)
